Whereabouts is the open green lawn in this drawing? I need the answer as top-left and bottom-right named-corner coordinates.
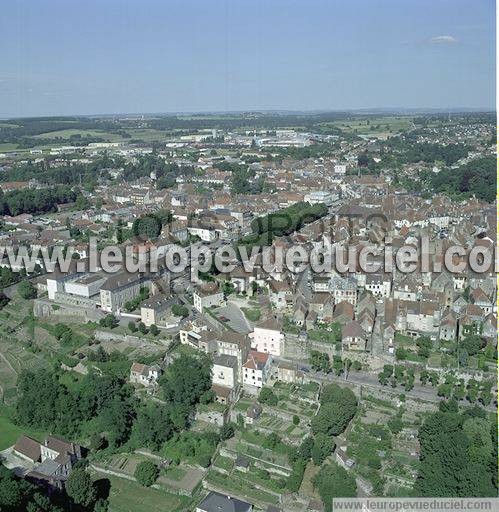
top-left (241, 307), bottom-right (261, 322)
top-left (0, 143), bottom-right (19, 151)
top-left (58, 372), bottom-right (85, 392)
top-left (308, 329), bottom-right (338, 344)
top-left (394, 332), bottom-right (415, 346)
top-left (0, 406), bottom-right (48, 450)
top-left (94, 473), bottom-right (189, 512)
top-left (126, 128), bottom-right (170, 141)
top-left (33, 128), bottom-right (125, 141)
top-left (0, 307), bottom-right (51, 403)
top-left (31, 127), bottom-right (172, 144)
top-left (205, 469), bottom-right (280, 505)
top-left (212, 455), bottom-right (233, 472)
top-left (164, 466), bottom-right (187, 481)
top-left (330, 116), bottom-right (413, 135)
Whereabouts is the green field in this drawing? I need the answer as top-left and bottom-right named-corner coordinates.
top-left (93, 473), bottom-right (189, 512)
top-left (164, 466), bottom-right (187, 481)
top-left (0, 406), bottom-right (48, 450)
top-left (58, 372), bottom-right (86, 392)
top-left (0, 143), bottom-right (19, 151)
top-left (241, 307), bottom-right (261, 322)
top-left (33, 128), bottom-right (125, 141)
top-left (31, 127), bottom-right (172, 143)
top-left (325, 116), bottom-right (414, 138)
top-left (126, 128), bottom-right (171, 141)
top-left (0, 336), bottom-right (49, 404)
top-left (205, 469), bottom-right (280, 505)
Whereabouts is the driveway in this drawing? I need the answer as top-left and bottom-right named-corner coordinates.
top-left (0, 447), bottom-right (34, 476)
top-left (212, 299), bottom-right (252, 334)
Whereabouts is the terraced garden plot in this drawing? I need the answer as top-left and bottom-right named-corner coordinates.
top-left (157, 465), bottom-right (204, 495)
top-left (299, 461), bottom-right (321, 499)
top-left (269, 399), bottom-right (317, 417)
top-left (0, 338), bottom-right (48, 403)
top-left (205, 469), bottom-right (280, 506)
top-left (272, 381), bottom-right (319, 402)
top-left (343, 393), bottom-right (426, 496)
top-left (257, 412), bottom-right (308, 442)
top-left (258, 414), bottom-right (286, 430)
top-left (103, 453), bottom-right (152, 476)
top-left (163, 466), bottom-right (187, 481)
top-left (91, 473), bottom-right (189, 512)
top-left (99, 452), bottom-right (205, 497)
top-left (212, 455), bottom-right (234, 472)
top-left (226, 438), bottom-right (291, 470)
top-left (235, 467), bottom-right (286, 493)
top-left (232, 397), bottom-right (255, 412)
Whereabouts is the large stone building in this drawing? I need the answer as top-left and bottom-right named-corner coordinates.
top-left (13, 435), bottom-right (82, 489)
top-left (193, 282), bottom-right (224, 313)
top-left (252, 317), bottom-right (284, 356)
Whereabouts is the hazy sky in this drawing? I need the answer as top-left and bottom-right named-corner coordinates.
top-left (0, 0), bottom-right (495, 117)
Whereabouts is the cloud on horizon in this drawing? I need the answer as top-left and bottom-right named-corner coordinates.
top-left (429, 35), bottom-right (458, 44)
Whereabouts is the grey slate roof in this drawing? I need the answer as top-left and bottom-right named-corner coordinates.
top-left (197, 491), bottom-right (252, 512)
top-left (35, 458), bottom-right (60, 477)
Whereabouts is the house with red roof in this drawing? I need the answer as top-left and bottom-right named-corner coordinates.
top-left (242, 350), bottom-right (272, 390)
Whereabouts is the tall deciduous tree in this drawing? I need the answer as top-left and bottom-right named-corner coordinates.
top-left (66, 469), bottom-right (96, 508)
top-left (313, 462), bottom-right (357, 511)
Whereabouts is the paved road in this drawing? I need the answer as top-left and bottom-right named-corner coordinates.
top-left (296, 265), bottom-right (312, 301)
top-left (217, 299), bottom-right (252, 333)
top-left (2, 282), bottom-right (20, 299)
top-left (277, 357), bottom-right (443, 403)
top-left (2, 275), bottom-right (39, 299)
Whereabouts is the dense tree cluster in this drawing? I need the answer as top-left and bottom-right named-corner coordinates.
top-left (285, 436), bottom-right (315, 492)
top-left (171, 304), bottom-right (189, 317)
top-left (66, 468), bottom-right (97, 508)
top-left (123, 287), bottom-right (149, 313)
top-left (123, 154), bottom-right (194, 184)
top-left (312, 462), bottom-right (357, 511)
top-left (311, 433), bottom-right (335, 465)
top-left (311, 384), bottom-right (358, 436)
top-left (0, 151), bottom-right (192, 195)
top-left (162, 353), bottom-right (212, 416)
top-left (0, 186), bottom-right (77, 217)
top-left (131, 214), bottom-right (162, 240)
top-left (134, 461), bottom-right (159, 487)
top-left (0, 292), bottom-right (10, 309)
top-left (15, 353), bottom-right (212, 453)
top-left (283, 384), bottom-right (357, 505)
top-left (0, 154), bottom-right (115, 189)
top-left (0, 267), bottom-right (22, 288)
top-left (258, 387), bottom-right (278, 406)
top-left (212, 161), bottom-right (266, 194)
top-left (99, 314), bottom-right (119, 329)
top-left (232, 165), bottom-right (265, 195)
top-left (251, 201), bottom-right (328, 238)
top-left (161, 430), bottom-right (220, 468)
top-left (238, 201), bottom-right (328, 253)
top-left (387, 138), bottom-right (470, 166)
top-left (130, 209), bottom-right (172, 241)
top-left (415, 401), bottom-right (496, 497)
top-left (16, 369), bottom-right (136, 444)
top-left (18, 279), bottom-right (37, 299)
top-left (430, 156), bottom-right (495, 202)
top-left (0, 465), bottom-right (63, 512)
